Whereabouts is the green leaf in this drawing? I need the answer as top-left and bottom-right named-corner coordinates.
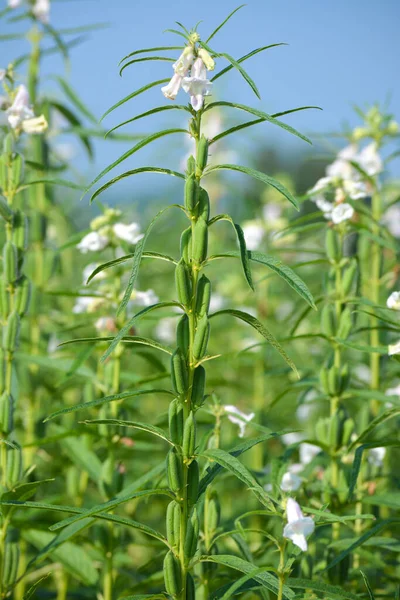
top-left (19, 178), bottom-right (86, 191)
top-left (211, 119), bottom-right (265, 143)
top-left (208, 215), bottom-right (253, 290)
top-left (201, 448), bottom-right (274, 509)
top-left (51, 100), bottom-right (94, 159)
top-left (217, 568), bottom-right (269, 600)
top-left (105, 105), bottom-right (191, 138)
top-left (59, 335), bottom-right (173, 355)
top-left (349, 408), bottom-right (400, 449)
top-left (100, 79), bottom-right (170, 122)
top-left (334, 339), bottom-right (388, 354)
top-left (58, 430), bottom-right (102, 481)
top-left (201, 43), bottom-right (260, 99)
top-left (54, 76), bottom-right (98, 124)
top-left (345, 388), bottom-right (400, 407)
top-left (119, 45), bottom-right (183, 64)
top-left (23, 574), bottom-right (52, 599)
top-left (206, 5), bottom-right (246, 43)
top-left (1, 479), bottom-right (53, 517)
top-left (211, 43), bottom-right (286, 82)
top-left (205, 101), bottom-right (312, 144)
top-left (85, 251), bottom-right (177, 283)
top-left (205, 164), bottom-right (298, 209)
top-left (210, 309), bottom-right (298, 376)
top-left (119, 56), bottom-right (175, 77)
top-left (286, 577), bottom-right (359, 600)
top-left (84, 419), bottom-right (172, 445)
top-left (361, 571), bottom-right (376, 600)
top-left (348, 440), bottom-right (400, 499)
top-left (90, 166), bottom-right (185, 203)
top-left (44, 388), bottom-right (174, 422)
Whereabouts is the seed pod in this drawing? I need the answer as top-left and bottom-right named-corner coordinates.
top-left (3, 311), bottom-right (20, 352)
top-left (10, 153), bottom-right (23, 191)
top-left (182, 412), bottom-right (196, 459)
top-left (66, 466), bottom-right (81, 501)
top-left (3, 241), bottom-right (18, 285)
top-left (319, 367), bottom-right (330, 395)
top-left (99, 456), bottom-right (115, 498)
top-left (0, 156), bottom-right (7, 192)
top-left (342, 259), bottom-right (357, 296)
top-left (164, 551), bottom-right (182, 598)
top-left (340, 363), bottom-right (350, 393)
top-left (320, 304), bottom-right (336, 338)
top-left (342, 417), bottom-right (355, 446)
top-left (326, 228), bottom-right (340, 262)
top-left (206, 491), bottom-right (220, 534)
top-left (328, 412), bottom-right (340, 449)
top-left (6, 445), bottom-right (22, 487)
top-left (192, 217), bottom-right (208, 265)
top-left (180, 227), bottom-right (192, 265)
top-left (198, 187), bottom-right (210, 221)
top-left (184, 173), bottom-right (198, 213)
top-left (12, 211), bottom-right (28, 252)
top-left (186, 573), bottom-right (196, 600)
top-left (0, 195), bottom-right (13, 222)
top-left (327, 365), bottom-right (340, 396)
top-left (315, 417), bottom-right (329, 444)
top-left (2, 540), bottom-right (19, 588)
top-left (176, 314), bottom-right (190, 356)
top-left (196, 135), bottom-right (209, 175)
top-left (14, 276), bottom-right (31, 317)
top-left (169, 398), bottom-right (184, 445)
top-left (0, 280), bottom-right (10, 321)
top-left (184, 508), bottom-right (199, 561)
top-left (175, 259), bottom-right (192, 307)
top-left (30, 211), bottom-right (46, 244)
top-left (195, 275), bottom-right (211, 317)
top-left (171, 349), bottom-right (188, 396)
top-left (186, 154), bottom-right (196, 175)
top-left (357, 233), bottom-right (370, 262)
top-left (166, 500), bottom-right (181, 548)
top-left (193, 314), bottom-right (210, 361)
top-left (167, 447), bottom-right (183, 493)
top-left (3, 133), bottom-right (13, 157)
top-left (192, 366), bottom-right (206, 407)
top-left (187, 459), bottom-right (199, 507)
top-left (0, 392), bottom-right (13, 435)
top-left (0, 349), bottom-right (5, 393)
top-left (337, 307), bottom-right (352, 340)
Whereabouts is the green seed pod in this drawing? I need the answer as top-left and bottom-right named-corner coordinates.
top-left (0, 195), bottom-right (13, 222)
top-left (3, 311), bottom-right (20, 352)
top-left (14, 276), bottom-right (31, 317)
top-left (169, 398), bottom-right (184, 445)
top-left (319, 367), bottom-right (330, 395)
top-left (6, 445), bottom-right (22, 488)
top-left (327, 365), bottom-right (340, 396)
top-left (206, 491), bottom-right (220, 534)
top-left (3, 241), bottom-right (18, 285)
top-left (3, 133), bottom-right (13, 157)
top-left (196, 135), bottom-right (209, 174)
top-left (184, 173), bottom-right (198, 213)
top-left (342, 259), bottom-right (357, 296)
top-left (171, 349), bottom-right (188, 396)
top-left (0, 280), bottom-right (10, 321)
top-left (175, 259), bottom-right (192, 307)
top-left (66, 466), bottom-right (81, 501)
top-left (184, 507), bottom-right (199, 561)
top-left (182, 412), bottom-right (196, 459)
top-left (186, 154), bottom-right (196, 175)
top-left (357, 233), bottom-right (370, 263)
top-left (198, 187), bottom-right (210, 221)
top-left (187, 459), bottom-right (199, 507)
top-left (186, 573), bottom-right (196, 600)
top-left (176, 314), bottom-right (190, 356)
top-left (192, 217), bottom-right (208, 265)
top-left (337, 307), bottom-right (352, 340)
top-left (195, 275), bottom-right (211, 317)
top-left (180, 227), bottom-right (192, 265)
top-left (320, 304), bottom-right (336, 338)
top-left (164, 551), bottom-right (182, 598)
top-left (166, 500), bottom-right (181, 549)
top-left (342, 417), bottom-right (355, 446)
top-left (0, 349), bottom-right (5, 392)
top-left (99, 456), bottom-right (115, 498)
top-left (0, 392), bottom-right (13, 435)
top-left (167, 447), bottom-right (183, 493)
top-left (192, 366), bottom-right (206, 407)
top-left (315, 417), bottom-right (329, 444)
top-left (326, 228), bottom-right (340, 262)
top-left (12, 211), bottom-right (28, 252)
top-left (193, 314), bottom-right (210, 361)
top-left (2, 539), bottom-right (19, 588)
top-left (339, 363), bottom-right (350, 393)
top-left (10, 153), bottom-right (23, 190)
top-left (328, 412), bottom-right (340, 450)
top-left (30, 211), bottom-right (46, 244)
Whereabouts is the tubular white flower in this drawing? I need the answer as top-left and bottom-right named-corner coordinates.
top-left (299, 443), bottom-right (320, 465)
top-left (131, 289), bottom-right (159, 307)
top-left (342, 179), bottom-right (368, 200)
top-left (283, 498), bottom-right (315, 551)
top-left (388, 341), bottom-right (400, 356)
top-left (326, 145), bottom-right (358, 180)
top-left (387, 291), bottom-right (400, 310)
top-left (173, 46), bottom-right (194, 76)
top-left (33, 0), bottom-right (50, 23)
top-left (161, 73), bottom-right (183, 101)
top-left (113, 222), bottom-right (144, 245)
top-left (224, 405), bottom-right (255, 438)
top-left (242, 221), bottom-right (264, 250)
top-left (368, 447), bottom-right (386, 467)
top-left (6, 85), bottom-right (35, 129)
top-left (383, 206), bottom-right (400, 238)
top-left (21, 114), bottom-right (48, 134)
top-left (331, 203), bottom-right (354, 224)
top-left (357, 142), bottom-right (383, 176)
top-left (308, 176), bottom-right (332, 196)
top-left (198, 48), bottom-right (215, 71)
top-left (76, 231), bottom-right (109, 253)
top-left (182, 57), bottom-right (212, 111)
top-left (314, 196), bottom-right (333, 219)
top-left (280, 471), bottom-right (302, 492)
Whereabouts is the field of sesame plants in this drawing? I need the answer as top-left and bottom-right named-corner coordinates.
top-left (0, 2), bottom-right (399, 599)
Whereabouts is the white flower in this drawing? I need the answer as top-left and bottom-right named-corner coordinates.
top-left (387, 291), bottom-right (400, 310)
top-left (173, 46), bottom-right (194, 76)
top-left (6, 85), bottom-right (34, 129)
top-left (331, 203), bottom-right (354, 224)
top-left (299, 443), bottom-right (320, 465)
top-left (209, 294), bottom-right (225, 313)
top-left (383, 206), bottom-right (400, 238)
top-left (95, 316), bottom-right (116, 332)
top-left (132, 289), bottom-right (159, 307)
top-left (224, 405), bottom-right (255, 438)
top-left (73, 296), bottom-right (98, 314)
top-left (342, 179), bottom-right (368, 200)
top-left (182, 57), bottom-right (212, 111)
top-left (308, 176), bottom-right (332, 196)
top-left (77, 231), bottom-right (109, 253)
top-left (368, 447), bottom-right (386, 467)
top-left (8, 0), bottom-right (21, 7)
top-left (155, 317), bottom-right (176, 344)
top-left (386, 383), bottom-right (400, 397)
top-left (314, 196), bottom-right (333, 219)
top-left (32, 0), bottom-right (50, 23)
top-left (281, 432), bottom-right (304, 446)
top-left (47, 334), bottom-right (60, 354)
top-left (283, 498), bottom-right (315, 551)
top-left (161, 73), bottom-right (183, 101)
top-left (198, 48), bottom-right (215, 71)
top-left (262, 203), bottom-right (282, 223)
top-left (113, 222), bottom-right (143, 245)
top-left (357, 142), bottom-right (383, 176)
top-left (280, 471), bottom-right (302, 492)
top-left (389, 341), bottom-right (400, 356)
top-left (0, 69), bottom-right (5, 82)
top-left (326, 145), bottom-right (358, 180)
top-left (82, 263), bottom-right (106, 284)
top-left (21, 114), bottom-right (48, 134)
top-left (242, 221), bottom-right (264, 250)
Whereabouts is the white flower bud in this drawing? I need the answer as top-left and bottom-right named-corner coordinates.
top-left (198, 48), bottom-right (215, 71)
top-left (387, 291), bottom-right (400, 310)
top-left (21, 114), bottom-right (48, 134)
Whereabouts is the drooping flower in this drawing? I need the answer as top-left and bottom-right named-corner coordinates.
top-left (242, 221), bottom-right (264, 250)
top-left (182, 57), bottom-right (212, 111)
top-left (331, 203), bottom-right (354, 225)
top-left (387, 291), bottom-right (400, 310)
top-left (32, 0), bottom-right (50, 23)
top-left (224, 405), bottom-right (255, 438)
top-left (280, 471), bottom-right (302, 492)
top-left (283, 498), bottom-right (315, 551)
top-left (388, 341), bottom-right (400, 356)
top-left (21, 114), bottom-right (48, 134)
top-left (173, 46), bottom-right (194, 76)
top-left (131, 289), bottom-right (159, 307)
top-left (383, 205), bottom-right (400, 238)
top-left (113, 222), bottom-right (143, 245)
top-left (76, 231), bottom-right (109, 254)
top-left (299, 443), bottom-right (320, 465)
top-left (326, 145), bottom-right (358, 180)
top-left (6, 85), bottom-right (34, 129)
top-left (357, 142), bottom-right (383, 176)
top-left (161, 73), bottom-right (184, 101)
top-left (368, 447), bottom-right (386, 467)
top-left (314, 196), bottom-right (333, 219)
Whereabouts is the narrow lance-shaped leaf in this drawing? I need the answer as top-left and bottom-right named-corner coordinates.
top-left (206, 4), bottom-right (246, 43)
top-left (100, 79), bottom-right (170, 122)
top-left (86, 250), bottom-right (177, 283)
top-left (105, 105), bottom-right (192, 138)
top-left (119, 45), bottom-right (183, 65)
top-left (54, 76), bottom-right (98, 124)
top-left (84, 419), bottom-right (173, 445)
top-left (211, 43), bottom-right (287, 82)
top-left (120, 56), bottom-right (175, 77)
top-left (59, 335), bottom-right (173, 355)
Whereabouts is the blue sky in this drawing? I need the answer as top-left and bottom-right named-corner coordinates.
top-left (2, 0), bottom-right (400, 193)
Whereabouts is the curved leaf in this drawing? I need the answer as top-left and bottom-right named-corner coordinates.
top-left (105, 105), bottom-right (191, 138)
top-left (100, 79), bottom-right (170, 122)
top-left (119, 45), bottom-right (183, 65)
top-left (119, 56), bottom-right (175, 77)
top-left (59, 335), bottom-right (173, 355)
top-left (54, 76), bottom-right (97, 124)
top-left (86, 250), bottom-right (177, 283)
top-left (211, 44), bottom-right (286, 82)
top-left (206, 5), bottom-right (246, 43)
top-left (84, 419), bottom-right (172, 445)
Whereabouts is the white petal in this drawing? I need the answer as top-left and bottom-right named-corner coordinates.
top-left (286, 498), bottom-right (304, 523)
top-left (387, 291), bottom-right (400, 310)
top-left (331, 203), bottom-right (354, 224)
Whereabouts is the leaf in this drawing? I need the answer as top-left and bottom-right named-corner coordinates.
top-left (218, 568), bottom-right (269, 600)
top-left (210, 309), bottom-right (298, 376)
top-left (58, 430), bottom-right (102, 481)
top-left (1, 479), bottom-right (53, 517)
top-left (105, 105), bottom-right (191, 138)
top-left (23, 573), bottom-right (52, 599)
top-left (349, 408), bottom-right (400, 448)
top-left (54, 76), bottom-right (97, 124)
top-left (83, 419), bottom-right (172, 445)
top-left (205, 101), bottom-right (312, 144)
top-left (90, 167), bottom-right (185, 203)
top-left (205, 164), bottom-right (298, 209)
top-left (51, 100), bottom-right (93, 159)
top-left (119, 56), bottom-right (175, 77)
top-left (334, 339), bottom-right (388, 354)
top-left (44, 388), bottom-right (174, 422)
top-left (206, 5), bottom-right (246, 43)
top-left (361, 571), bottom-right (376, 600)
top-left (100, 79), bottom-right (170, 122)
top-left (201, 43), bottom-right (260, 99)
top-left (86, 251), bottom-right (177, 283)
top-left (211, 43), bottom-right (286, 82)
top-left (19, 178), bottom-right (86, 191)
top-left (119, 45), bottom-right (183, 64)
top-left (345, 388), bottom-right (400, 407)
top-left (348, 440), bottom-right (400, 499)
top-left (208, 215), bottom-right (253, 290)
top-left (59, 335), bottom-right (173, 355)
top-left (201, 448), bottom-right (274, 509)
top-left (286, 577), bottom-right (359, 600)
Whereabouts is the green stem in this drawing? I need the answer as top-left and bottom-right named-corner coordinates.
top-left (369, 190), bottom-right (381, 417)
